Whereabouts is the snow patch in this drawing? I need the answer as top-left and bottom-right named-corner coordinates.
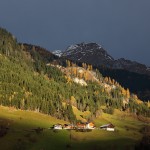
top-left (107, 55), bottom-right (113, 60)
top-left (67, 45), bottom-right (78, 51)
top-left (52, 50), bottom-right (63, 57)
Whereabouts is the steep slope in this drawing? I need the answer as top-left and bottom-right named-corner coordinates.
top-left (0, 28), bottom-right (76, 122)
top-left (59, 42), bottom-right (150, 100)
top-left (0, 27), bottom-right (150, 122)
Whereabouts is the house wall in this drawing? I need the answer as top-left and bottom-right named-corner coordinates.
top-left (107, 128), bottom-right (115, 131)
top-left (54, 126), bottom-right (62, 129)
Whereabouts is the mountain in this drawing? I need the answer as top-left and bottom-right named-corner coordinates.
top-left (62, 43), bottom-right (114, 68)
top-left (60, 42), bottom-right (150, 76)
top-left (53, 42), bottom-right (150, 101)
top-left (0, 27), bottom-right (150, 118)
top-left (0, 28), bottom-right (150, 149)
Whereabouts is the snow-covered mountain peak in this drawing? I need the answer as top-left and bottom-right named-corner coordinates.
top-left (52, 50), bottom-right (63, 57)
top-left (62, 42), bottom-right (114, 67)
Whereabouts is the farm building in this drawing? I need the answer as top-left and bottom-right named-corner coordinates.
top-left (100, 123), bottom-right (115, 131)
top-left (76, 122), bottom-right (95, 129)
top-left (86, 122), bottom-right (95, 129)
top-left (53, 124), bottom-right (63, 129)
top-left (76, 123), bottom-right (86, 129)
top-left (63, 124), bottom-right (74, 129)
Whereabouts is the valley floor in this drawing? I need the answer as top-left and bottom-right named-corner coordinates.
top-left (0, 106), bottom-right (149, 150)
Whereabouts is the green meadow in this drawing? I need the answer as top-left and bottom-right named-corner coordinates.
top-left (0, 106), bottom-right (149, 150)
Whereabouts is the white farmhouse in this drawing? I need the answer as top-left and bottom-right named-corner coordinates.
top-left (53, 124), bottom-right (63, 129)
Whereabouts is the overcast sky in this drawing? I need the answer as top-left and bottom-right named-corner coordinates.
top-left (0, 0), bottom-right (150, 66)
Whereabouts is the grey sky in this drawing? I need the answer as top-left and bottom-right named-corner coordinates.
top-left (0, 0), bottom-right (150, 66)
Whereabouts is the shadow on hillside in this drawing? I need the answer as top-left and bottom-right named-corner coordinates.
top-left (0, 118), bottom-right (10, 138)
top-left (0, 117), bottom-right (148, 150)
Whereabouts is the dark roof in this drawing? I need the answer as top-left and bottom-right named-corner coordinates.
top-left (100, 123), bottom-right (115, 128)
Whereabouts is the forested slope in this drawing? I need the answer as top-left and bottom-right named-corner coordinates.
top-left (0, 28), bottom-right (150, 124)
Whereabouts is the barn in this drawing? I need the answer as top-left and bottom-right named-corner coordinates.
top-left (100, 123), bottom-right (115, 131)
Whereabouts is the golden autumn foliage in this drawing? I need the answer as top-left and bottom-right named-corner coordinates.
top-left (66, 60), bottom-right (71, 67)
top-left (121, 88), bottom-right (127, 96)
top-left (82, 62), bottom-right (87, 69)
top-left (132, 94), bottom-right (138, 100)
top-left (70, 96), bottom-right (77, 107)
top-left (148, 101), bottom-right (150, 108)
top-left (78, 72), bottom-right (83, 79)
top-left (72, 67), bottom-right (77, 76)
top-left (126, 88), bottom-right (130, 99)
top-left (65, 75), bottom-right (71, 83)
top-left (104, 77), bottom-right (108, 83)
top-left (136, 99), bottom-right (143, 104)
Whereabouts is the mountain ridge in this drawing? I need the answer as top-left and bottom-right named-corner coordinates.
top-left (52, 42), bottom-right (150, 76)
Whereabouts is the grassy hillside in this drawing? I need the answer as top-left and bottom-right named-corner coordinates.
top-left (0, 106), bottom-right (149, 150)
top-left (0, 27), bottom-right (150, 149)
top-left (0, 106), bottom-right (68, 150)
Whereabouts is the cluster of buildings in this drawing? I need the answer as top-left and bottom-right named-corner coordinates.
top-left (53, 122), bottom-right (115, 131)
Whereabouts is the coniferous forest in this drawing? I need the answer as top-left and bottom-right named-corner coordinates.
top-left (0, 27), bottom-right (150, 124)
